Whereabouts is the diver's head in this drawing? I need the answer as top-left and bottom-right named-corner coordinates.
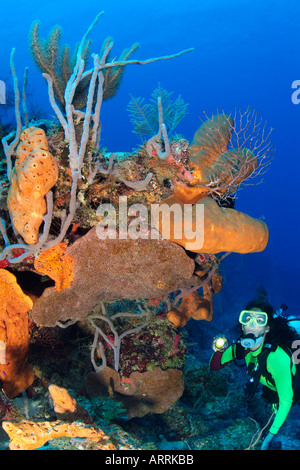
top-left (238, 293), bottom-right (298, 351)
top-left (238, 296), bottom-right (274, 350)
top-left (239, 308), bottom-right (270, 350)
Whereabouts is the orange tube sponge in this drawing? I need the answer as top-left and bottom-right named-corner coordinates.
top-left (34, 242), bottom-right (75, 292)
top-left (153, 196), bottom-right (268, 254)
top-left (7, 127), bottom-right (59, 244)
top-left (0, 269), bottom-right (34, 398)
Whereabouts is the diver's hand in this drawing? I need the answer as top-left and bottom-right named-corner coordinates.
top-left (235, 340), bottom-right (247, 360)
top-left (261, 432), bottom-right (274, 450)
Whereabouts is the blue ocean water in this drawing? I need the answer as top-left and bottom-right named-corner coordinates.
top-left (0, 0), bottom-right (299, 314)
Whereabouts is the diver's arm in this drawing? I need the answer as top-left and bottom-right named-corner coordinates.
top-left (209, 345), bottom-right (235, 370)
top-left (266, 348), bottom-right (294, 435)
top-left (210, 340), bottom-right (249, 370)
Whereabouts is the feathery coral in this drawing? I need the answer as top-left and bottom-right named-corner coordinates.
top-left (102, 38), bottom-right (140, 101)
top-left (29, 21), bottom-right (90, 109)
top-left (7, 127), bottom-right (59, 244)
top-left (29, 20), bottom-right (139, 109)
top-left (128, 85), bottom-right (189, 139)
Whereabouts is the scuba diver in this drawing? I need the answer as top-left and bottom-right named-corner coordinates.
top-left (209, 296), bottom-right (300, 450)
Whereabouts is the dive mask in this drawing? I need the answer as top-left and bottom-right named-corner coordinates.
top-left (239, 310), bottom-right (268, 327)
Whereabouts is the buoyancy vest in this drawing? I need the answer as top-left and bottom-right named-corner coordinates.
top-left (246, 343), bottom-right (300, 404)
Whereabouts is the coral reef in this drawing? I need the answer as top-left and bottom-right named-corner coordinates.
top-left (1, 308), bottom-right (296, 451)
top-left (87, 311), bottom-right (187, 375)
top-left (166, 256), bottom-right (224, 327)
top-left (0, 11), bottom-right (276, 450)
top-left (151, 109), bottom-right (272, 254)
top-left (86, 366), bottom-right (184, 419)
top-left (84, 312), bottom-right (187, 418)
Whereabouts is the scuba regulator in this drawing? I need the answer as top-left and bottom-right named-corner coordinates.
top-left (239, 333), bottom-right (265, 349)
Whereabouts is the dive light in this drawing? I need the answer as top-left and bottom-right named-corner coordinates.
top-left (212, 335), bottom-right (228, 352)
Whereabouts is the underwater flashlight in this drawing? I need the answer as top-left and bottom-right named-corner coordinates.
top-left (212, 335), bottom-right (228, 352)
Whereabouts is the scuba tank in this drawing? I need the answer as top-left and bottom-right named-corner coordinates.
top-left (275, 303), bottom-right (300, 329)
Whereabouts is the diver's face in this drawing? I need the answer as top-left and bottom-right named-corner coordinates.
top-left (241, 308), bottom-right (270, 347)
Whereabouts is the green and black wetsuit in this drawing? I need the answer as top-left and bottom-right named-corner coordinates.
top-left (210, 342), bottom-right (296, 435)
